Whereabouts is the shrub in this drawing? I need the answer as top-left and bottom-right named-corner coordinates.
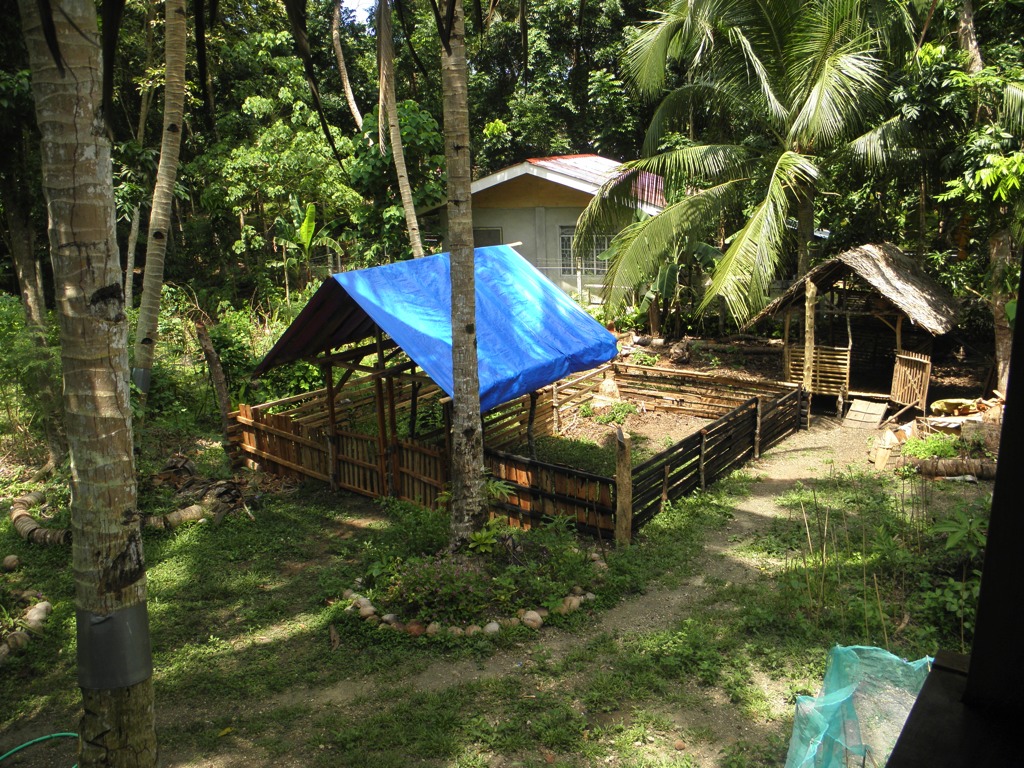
top-left (901, 433), bottom-right (960, 459)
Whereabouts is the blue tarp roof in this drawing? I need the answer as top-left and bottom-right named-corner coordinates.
top-left (253, 245), bottom-right (619, 412)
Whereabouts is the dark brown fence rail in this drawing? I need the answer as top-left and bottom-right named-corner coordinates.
top-left (484, 447), bottom-right (616, 536)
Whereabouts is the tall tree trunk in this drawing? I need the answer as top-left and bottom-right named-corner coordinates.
top-left (796, 187), bottom-right (815, 277)
top-left (124, 0), bottom-right (158, 309)
top-left (990, 228), bottom-right (1014, 395)
top-left (18, 0), bottom-right (157, 765)
top-left (958, 0), bottom-right (984, 75)
top-left (332, 1), bottom-right (363, 130)
top-left (379, 0), bottom-right (424, 257)
top-left (441, 1), bottom-right (484, 547)
top-left (132, 0), bottom-right (187, 401)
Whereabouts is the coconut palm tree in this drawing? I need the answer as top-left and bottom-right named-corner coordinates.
top-left (18, 0), bottom-right (157, 763)
top-left (578, 0), bottom-right (912, 323)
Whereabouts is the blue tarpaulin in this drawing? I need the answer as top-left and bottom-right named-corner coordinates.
top-left (254, 245), bottom-right (619, 412)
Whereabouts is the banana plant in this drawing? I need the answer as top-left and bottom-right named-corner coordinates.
top-left (274, 199), bottom-right (344, 302)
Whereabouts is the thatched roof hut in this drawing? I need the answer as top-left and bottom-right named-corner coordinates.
top-left (748, 243), bottom-right (957, 335)
top-left (745, 243), bottom-right (958, 412)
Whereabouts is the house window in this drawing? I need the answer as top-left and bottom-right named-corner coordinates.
top-left (560, 226), bottom-right (612, 276)
top-left (473, 227), bottom-right (503, 247)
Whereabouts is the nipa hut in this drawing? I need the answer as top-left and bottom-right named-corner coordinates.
top-left (745, 243), bottom-right (958, 416)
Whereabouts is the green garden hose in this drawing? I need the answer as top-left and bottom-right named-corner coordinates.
top-left (0, 732), bottom-right (77, 766)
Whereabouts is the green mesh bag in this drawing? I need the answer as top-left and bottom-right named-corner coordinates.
top-left (785, 646), bottom-right (932, 768)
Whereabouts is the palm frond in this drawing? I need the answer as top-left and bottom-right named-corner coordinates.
top-left (601, 181), bottom-right (742, 310)
top-left (700, 151), bottom-right (819, 321)
top-left (846, 115), bottom-right (920, 169)
top-left (643, 78), bottom-right (779, 154)
top-left (1004, 81), bottom-right (1024, 135)
top-left (788, 37), bottom-right (886, 149)
top-left (726, 26), bottom-right (788, 127)
top-left (574, 149), bottom-right (751, 260)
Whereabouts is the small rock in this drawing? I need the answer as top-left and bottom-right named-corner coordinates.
top-left (674, 739), bottom-right (686, 751)
top-left (594, 560), bottom-right (609, 571)
top-left (590, 552), bottom-right (602, 562)
top-left (483, 621), bottom-right (501, 635)
top-left (2, 555), bottom-right (19, 572)
top-left (342, 588), bottom-right (354, 600)
top-left (406, 621), bottom-right (426, 637)
top-left (0, 644), bottom-right (9, 665)
top-left (571, 586), bottom-right (585, 596)
top-left (535, 608), bottom-right (549, 619)
top-left (449, 627), bottom-right (464, 637)
top-left (498, 617), bottom-right (520, 628)
top-left (584, 592), bottom-right (596, 602)
top-left (358, 605), bottom-right (376, 619)
top-left (376, 622), bottom-right (390, 631)
top-left (5, 631), bottom-right (30, 651)
top-left (516, 608), bottom-right (527, 617)
top-left (365, 615), bottom-right (381, 626)
top-left (669, 340), bottom-right (692, 364)
top-left (521, 611), bottom-right (543, 630)
top-left (465, 624), bottom-right (482, 636)
top-left (391, 622), bottom-right (405, 632)
top-left (381, 613), bottom-right (399, 625)
top-left (425, 622), bottom-right (441, 636)
top-left (563, 596), bottom-right (582, 613)
top-left (355, 597), bottom-right (372, 609)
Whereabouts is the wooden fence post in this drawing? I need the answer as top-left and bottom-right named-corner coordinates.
top-left (615, 428), bottom-right (632, 545)
top-left (699, 429), bottom-right (708, 491)
top-left (754, 396), bottom-right (763, 459)
top-left (552, 380), bottom-right (560, 432)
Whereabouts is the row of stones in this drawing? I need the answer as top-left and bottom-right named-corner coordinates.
top-left (1, 555), bottom-right (53, 665)
top-left (342, 586), bottom-right (597, 638)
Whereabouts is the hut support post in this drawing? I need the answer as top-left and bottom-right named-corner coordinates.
top-left (322, 363), bottom-right (339, 491)
top-left (374, 331), bottom-right (390, 495)
top-left (527, 391), bottom-right (538, 460)
top-left (615, 428), bottom-right (632, 545)
top-left (386, 374), bottom-right (399, 497)
top-left (408, 381), bottom-right (420, 440)
top-left (896, 315), bottom-right (904, 353)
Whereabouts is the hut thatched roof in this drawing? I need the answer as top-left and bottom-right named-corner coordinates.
top-left (745, 243), bottom-right (958, 335)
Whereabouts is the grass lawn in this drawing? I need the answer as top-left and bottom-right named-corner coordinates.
top-left (1, 433), bottom-right (990, 767)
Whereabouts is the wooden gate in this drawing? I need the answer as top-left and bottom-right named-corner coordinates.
top-left (891, 351), bottom-right (932, 412)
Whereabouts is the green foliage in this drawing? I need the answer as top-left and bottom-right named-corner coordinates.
top-left (594, 401), bottom-right (639, 425)
top-left (0, 296), bottom-right (62, 457)
top-left (900, 433), bottom-right (960, 459)
top-left (375, 517), bottom-right (594, 624)
top-left (630, 350), bottom-right (659, 367)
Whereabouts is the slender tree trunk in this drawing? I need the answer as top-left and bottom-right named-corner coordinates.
top-left (2, 176), bottom-right (46, 329)
top-left (379, 0), bottom-right (424, 257)
top-left (796, 187), bottom-right (815, 277)
top-left (1, 175), bottom-right (67, 466)
top-left (18, 0), bottom-right (156, 765)
top-left (990, 228), bottom-right (1014, 395)
top-left (332, 2), bottom-right (363, 130)
top-left (441, 1), bottom-right (484, 547)
top-left (124, 0), bottom-right (158, 308)
top-left (132, 0), bottom-right (187, 400)
top-left (958, 0), bottom-right (984, 75)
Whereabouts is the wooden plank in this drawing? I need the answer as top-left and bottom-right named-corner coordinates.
top-left (844, 399), bottom-right (888, 428)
